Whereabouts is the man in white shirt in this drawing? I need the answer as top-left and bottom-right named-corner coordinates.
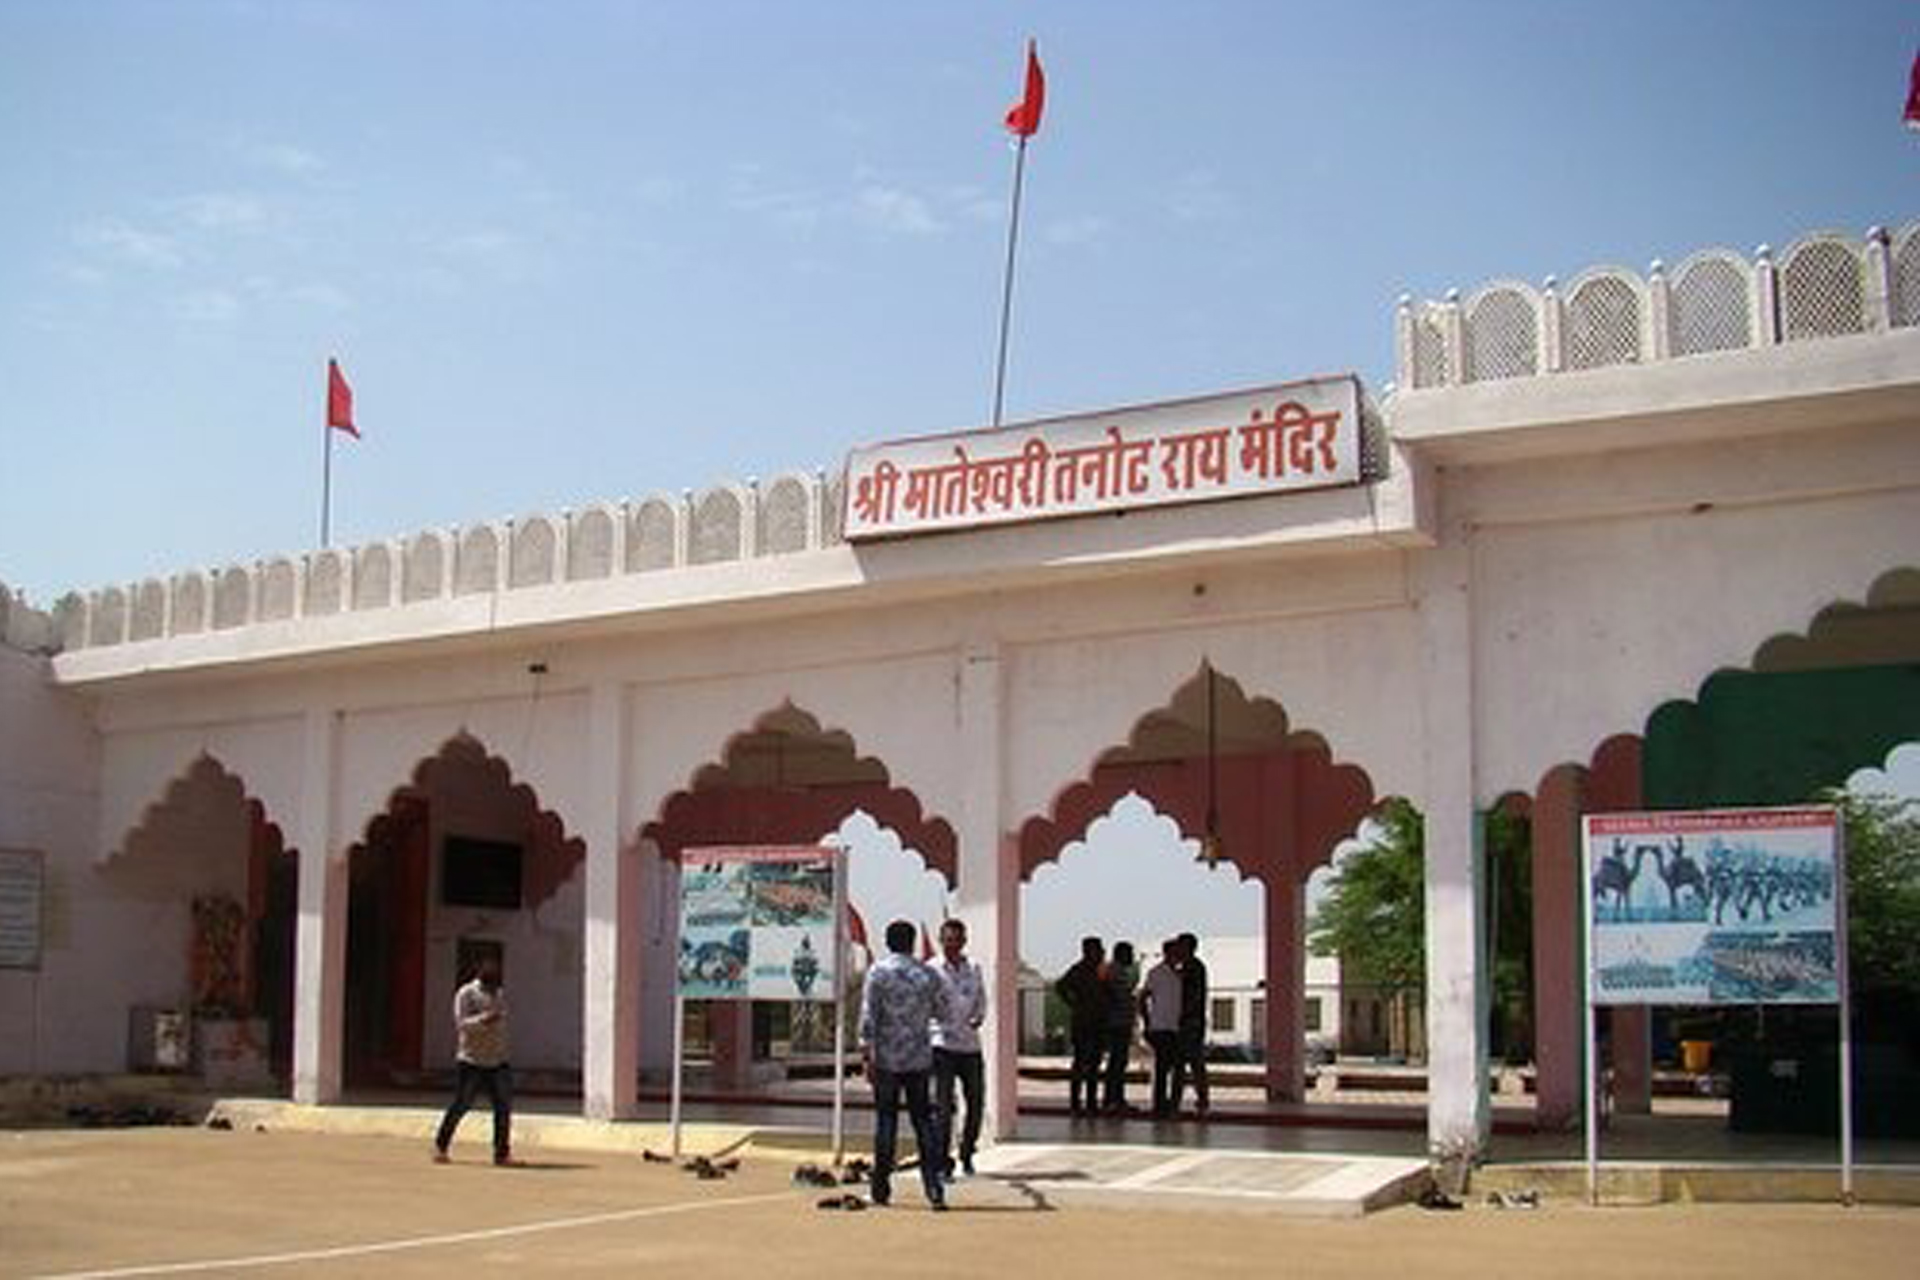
top-left (432, 955), bottom-right (516, 1166)
top-left (930, 918), bottom-right (986, 1178)
top-left (1139, 939), bottom-right (1184, 1118)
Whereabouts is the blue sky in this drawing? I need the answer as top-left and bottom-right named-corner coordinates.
top-left (1, 1), bottom-right (1916, 604)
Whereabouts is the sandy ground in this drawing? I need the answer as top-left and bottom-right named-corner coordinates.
top-left (2, 1127), bottom-right (1914, 1280)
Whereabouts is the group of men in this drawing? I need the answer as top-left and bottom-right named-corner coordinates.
top-left (430, 920), bottom-right (990, 1210)
top-left (1059, 933), bottom-right (1209, 1119)
top-left (856, 916), bottom-right (987, 1211)
top-left (427, 920), bottom-right (1207, 1213)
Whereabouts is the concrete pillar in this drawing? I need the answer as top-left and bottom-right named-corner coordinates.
top-left (1530, 767), bottom-right (1583, 1129)
top-left (582, 680), bottom-right (640, 1120)
top-left (953, 639), bottom-right (1017, 1141)
top-left (710, 1002), bottom-right (754, 1091)
top-left (1262, 872), bottom-right (1305, 1102)
top-left (1417, 542), bottom-right (1491, 1171)
top-left (291, 708), bottom-right (346, 1105)
top-left (1611, 1007), bottom-right (1654, 1114)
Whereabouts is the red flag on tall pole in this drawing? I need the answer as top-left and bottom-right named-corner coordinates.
top-left (991, 41), bottom-right (1045, 429)
top-left (1905, 49), bottom-right (1920, 131)
top-left (1004, 40), bottom-right (1046, 138)
top-left (326, 358), bottom-right (358, 438)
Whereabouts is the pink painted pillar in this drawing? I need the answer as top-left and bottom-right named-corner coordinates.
top-left (1587, 739), bottom-right (1653, 1117)
top-left (710, 1002), bottom-right (754, 1091)
top-left (1263, 871), bottom-right (1305, 1101)
top-left (1530, 767), bottom-right (1582, 1129)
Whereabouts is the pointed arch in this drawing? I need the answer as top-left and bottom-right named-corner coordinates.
top-left (1016, 665), bottom-right (1376, 886)
top-left (111, 751), bottom-right (289, 869)
top-left (356, 731), bottom-right (586, 912)
top-left (642, 702), bottom-right (956, 885)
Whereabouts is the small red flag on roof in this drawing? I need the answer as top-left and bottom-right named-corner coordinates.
top-left (1004, 40), bottom-right (1045, 139)
top-left (1906, 49), bottom-right (1920, 131)
top-left (327, 359), bottom-right (358, 438)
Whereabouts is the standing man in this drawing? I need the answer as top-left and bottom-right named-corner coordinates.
top-left (1176, 932), bottom-right (1211, 1117)
top-left (931, 918), bottom-right (987, 1179)
top-left (432, 954), bottom-right (516, 1166)
top-left (1056, 936), bottom-right (1107, 1117)
top-left (860, 920), bottom-right (951, 1210)
top-left (1099, 941), bottom-right (1138, 1113)
top-left (1140, 938), bottom-right (1185, 1117)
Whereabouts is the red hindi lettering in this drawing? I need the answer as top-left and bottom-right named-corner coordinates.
top-left (851, 459), bottom-right (902, 527)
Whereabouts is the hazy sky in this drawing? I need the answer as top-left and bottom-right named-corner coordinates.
top-left (2, 1), bottom-right (1916, 605)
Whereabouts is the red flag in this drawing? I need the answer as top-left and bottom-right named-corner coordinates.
top-left (1004, 40), bottom-right (1045, 139)
top-left (1906, 49), bottom-right (1920, 131)
top-left (327, 359), bottom-right (358, 438)
top-left (847, 902), bottom-right (870, 951)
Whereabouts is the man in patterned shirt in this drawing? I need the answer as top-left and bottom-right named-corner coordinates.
top-left (859, 919), bottom-right (952, 1210)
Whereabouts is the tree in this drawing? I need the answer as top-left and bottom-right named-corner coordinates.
top-left (1829, 788), bottom-right (1920, 1001)
top-left (1310, 799), bottom-right (1424, 1055)
top-left (1309, 798), bottom-right (1535, 1061)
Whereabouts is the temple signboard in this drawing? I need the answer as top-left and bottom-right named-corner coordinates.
top-left (843, 374), bottom-right (1364, 541)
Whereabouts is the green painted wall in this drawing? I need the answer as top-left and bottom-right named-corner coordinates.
top-left (1643, 665), bottom-right (1920, 809)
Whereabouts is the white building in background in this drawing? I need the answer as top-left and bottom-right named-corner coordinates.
top-left (2, 222), bottom-right (1915, 1176)
top-left (1188, 937), bottom-right (1342, 1061)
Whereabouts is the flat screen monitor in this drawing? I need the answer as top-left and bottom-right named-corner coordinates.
top-left (441, 836), bottom-right (523, 910)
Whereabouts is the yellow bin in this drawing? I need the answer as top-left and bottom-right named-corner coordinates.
top-left (1681, 1039), bottom-right (1712, 1073)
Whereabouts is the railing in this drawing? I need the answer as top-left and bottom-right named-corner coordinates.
top-left (1395, 222), bottom-right (1920, 390)
top-left (35, 220), bottom-right (1919, 655)
top-left (45, 470), bottom-right (846, 652)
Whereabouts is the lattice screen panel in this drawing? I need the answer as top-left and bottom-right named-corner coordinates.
top-left (1779, 240), bottom-right (1865, 341)
top-left (1462, 288), bottom-right (1538, 382)
top-left (1669, 256), bottom-right (1751, 356)
top-left (1563, 275), bottom-right (1642, 370)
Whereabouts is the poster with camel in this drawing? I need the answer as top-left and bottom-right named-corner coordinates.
top-left (1583, 807), bottom-right (1841, 1006)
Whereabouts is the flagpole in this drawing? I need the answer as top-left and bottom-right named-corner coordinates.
top-left (990, 133), bottom-right (1029, 429)
top-left (320, 409), bottom-right (333, 547)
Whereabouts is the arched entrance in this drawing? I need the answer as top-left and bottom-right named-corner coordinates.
top-left (1016, 664), bottom-right (1378, 1121)
top-left (1524, 566), bottom-right (1920, 1135)
top-left (343, 733), bottom-right (584, 1092)
top-left (642, 703), bottom-right (955, 1098)
top-left (109, 753), bottom-right (295, 1092)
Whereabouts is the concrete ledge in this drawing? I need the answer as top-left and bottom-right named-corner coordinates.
top-left (1473, 1160), bottom-right (1920, 1206)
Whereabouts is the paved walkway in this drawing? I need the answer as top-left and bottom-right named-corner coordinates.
top-left (972, 1142), bottom-right (1429, 1216)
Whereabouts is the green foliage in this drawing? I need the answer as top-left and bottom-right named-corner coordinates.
top-left (1309, 798), bottom-right (1537, 1058)
top-left (1829, 788), bottom-right (1920, 996)
top-left (1309, 797), bottom-right (1424, 992)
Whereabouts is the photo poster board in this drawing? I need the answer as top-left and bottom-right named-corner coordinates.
top-left (669, 844), bottom-right (848, 1159)
top-left (0, 848), bottom-right (45, 970)
top-left (1579, 806), bottom-right (1850, 1203)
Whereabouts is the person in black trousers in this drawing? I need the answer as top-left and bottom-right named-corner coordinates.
top-left (1175, 932), bottom-right (1210, 1115)
top-left (1056, 936), bottom-right (1107, 1116)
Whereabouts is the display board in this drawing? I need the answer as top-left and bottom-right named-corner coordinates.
top-left (0, 849), bottom-right (44, 970)
top-left (1583, 806), bottom-right (1841, 1006)
top-left (677, 845), bottom-right (840, 1001)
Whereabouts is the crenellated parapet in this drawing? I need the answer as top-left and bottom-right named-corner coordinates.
top-left (42, 220), bottom-right (1918, 655)
top-left (1396, 222), bottom-right (1920, 390)
top-left (57, 470), bottom-right (846, 652)
top-left (0, 583), bottom-right (58, 655)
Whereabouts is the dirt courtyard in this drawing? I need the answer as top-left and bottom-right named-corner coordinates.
top-left (2, 1127), bottom-right (1912, 1280)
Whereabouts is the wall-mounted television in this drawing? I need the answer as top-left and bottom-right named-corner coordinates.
top-left (441, 836), bottom-right (524, 910)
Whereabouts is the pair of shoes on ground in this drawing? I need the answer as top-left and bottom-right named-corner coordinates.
top-left (816, 1193), bottom-right (868, 1211)
top-left (431, 1147), bottom-right (520, 1167)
